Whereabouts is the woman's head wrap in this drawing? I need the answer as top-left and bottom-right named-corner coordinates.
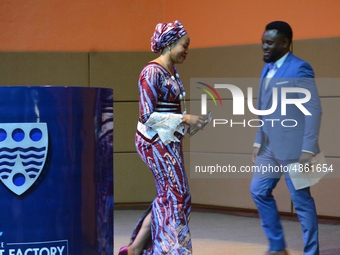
top-left (151, 20), bottom-right (187, 53)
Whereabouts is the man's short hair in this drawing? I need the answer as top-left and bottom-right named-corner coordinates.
top-left (266, 21), bottom-right (293, 44)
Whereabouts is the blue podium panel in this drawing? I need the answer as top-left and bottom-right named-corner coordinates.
top-left (0, 87), bottom-right (113, 255)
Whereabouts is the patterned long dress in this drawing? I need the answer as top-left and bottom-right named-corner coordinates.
top-left (132, 62), bottom-right (192, 255)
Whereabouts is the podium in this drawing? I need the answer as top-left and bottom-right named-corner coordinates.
top-left (0, 86), bottom-right (113, 255)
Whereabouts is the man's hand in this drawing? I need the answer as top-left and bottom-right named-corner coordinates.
top-left (299, 152), bottom-right (313, 172)
top-left (252, 147), bottom-right (260, 164)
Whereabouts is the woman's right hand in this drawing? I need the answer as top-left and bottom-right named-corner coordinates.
top-left (182, 114), bottom-right (205, 126)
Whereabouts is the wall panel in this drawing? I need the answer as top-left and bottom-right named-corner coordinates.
top-left (113, 102), bottom-right (138, 152)
top-left (319, 98), bottom-right (340, 157)
top-left (310, 158), bottom-right (340, 217)
top-left (114, 153), bottom-right (155, 203)
top-left (89, 51), bottom-right (155, 100)
top-left (294, 37), bottom-right (340, 79)
top-left (0, 52), bottom-right (89, 86)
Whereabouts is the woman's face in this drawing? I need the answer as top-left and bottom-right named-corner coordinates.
top-left (169, 34), bottom-right (190, 64)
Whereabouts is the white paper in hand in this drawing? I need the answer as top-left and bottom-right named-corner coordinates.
top-left (288, 152), bottom-right (331, 190)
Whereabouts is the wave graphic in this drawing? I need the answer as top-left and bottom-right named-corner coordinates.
top-left (21, 160), bottom-right (44, 167)
top-left (0, 147), bottom-right (46, 153)
top-left (0, 154), bottom-right (17, 160)
top-left (0, 146), bottom-right (47, 180)
top-left (0, 168), bottom-right (11, 179)
top-left (20, 154), bottom-right (45, 160)
top-left (0, 161), bottom-right (15, 167)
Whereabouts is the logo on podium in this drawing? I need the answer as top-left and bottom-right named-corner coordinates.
top-left (0, 123), bottom-right (48, 195)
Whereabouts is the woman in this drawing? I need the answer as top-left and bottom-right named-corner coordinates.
top-left (118, 20), bottom-right (204, 255)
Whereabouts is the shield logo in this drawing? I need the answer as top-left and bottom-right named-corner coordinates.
top-left (0, 123), bottom-right (48, 195)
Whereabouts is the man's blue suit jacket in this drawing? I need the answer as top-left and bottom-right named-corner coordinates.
top-left (254, 52), bottom-right (322, 160)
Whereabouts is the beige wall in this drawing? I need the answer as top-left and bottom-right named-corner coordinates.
top-left (1, 37), bottom-right (339, 217)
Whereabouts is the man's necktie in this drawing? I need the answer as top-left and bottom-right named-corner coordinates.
top-left (265, 63), bottom-right (277, 89)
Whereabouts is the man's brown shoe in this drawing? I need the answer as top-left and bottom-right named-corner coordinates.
top-left (266, 250), bottom-right (288, 255)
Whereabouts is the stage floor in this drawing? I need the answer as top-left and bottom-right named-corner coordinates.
top-left (114, 209), bottom-right (340, 255)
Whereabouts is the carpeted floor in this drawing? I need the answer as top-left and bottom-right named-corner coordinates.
top-left (114, 210), bottom-right (340, 255)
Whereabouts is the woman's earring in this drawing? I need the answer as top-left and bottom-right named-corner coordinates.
top-left (168, 46), bottom-right (171, 53)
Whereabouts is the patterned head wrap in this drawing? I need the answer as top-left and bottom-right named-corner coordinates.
top-left (151, 20), bottom-right (187, 53)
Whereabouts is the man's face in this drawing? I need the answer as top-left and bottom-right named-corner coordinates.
top-left (261, 29), bottom-right (288, 63)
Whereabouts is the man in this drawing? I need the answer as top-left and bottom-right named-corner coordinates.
top-left (250, 21), bottom-right (322, 255)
